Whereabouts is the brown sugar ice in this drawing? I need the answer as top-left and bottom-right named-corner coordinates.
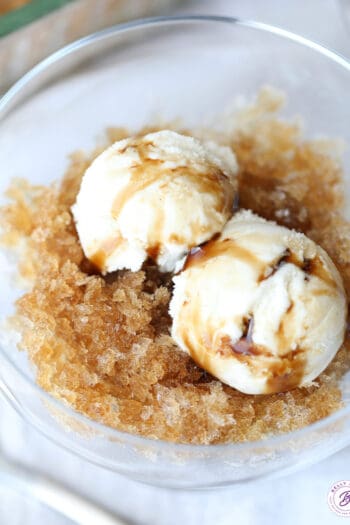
top-left (1, 90), bottom-right (350, 444)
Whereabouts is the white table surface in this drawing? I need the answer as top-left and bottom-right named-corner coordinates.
top-left (1, 1), bottom-right (350, 524)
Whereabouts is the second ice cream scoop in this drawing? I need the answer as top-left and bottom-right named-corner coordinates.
top-left (72, 130), bottom-right (237, 273)
top-left (170, 211), bottom-right (347, 394)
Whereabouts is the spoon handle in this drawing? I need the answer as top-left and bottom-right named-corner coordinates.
top-left (1, 456), bottom-right (126, 525)
top-left (0, 380), bottom-right (126, 525)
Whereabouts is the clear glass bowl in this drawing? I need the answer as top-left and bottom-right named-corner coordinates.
top-left (1, 16), bottom-right (350, 489)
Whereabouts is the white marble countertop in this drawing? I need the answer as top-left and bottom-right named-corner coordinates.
top-left (1, 1), bottom-right (350, 524)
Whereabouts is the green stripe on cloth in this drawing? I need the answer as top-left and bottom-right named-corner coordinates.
top-left (0, 0), bottom-right (75, 38)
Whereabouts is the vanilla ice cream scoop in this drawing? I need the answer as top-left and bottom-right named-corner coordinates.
top-left (72, 130), bottom-right (237, 273)
top-left (170, 210), bottom-right (347, 394)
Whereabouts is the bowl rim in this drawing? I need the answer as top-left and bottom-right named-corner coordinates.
top-left (1, 14), bottom-right (350, 454)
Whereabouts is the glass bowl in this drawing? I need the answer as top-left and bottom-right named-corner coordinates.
top-left (1, 16), bottom-right (350, 490)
